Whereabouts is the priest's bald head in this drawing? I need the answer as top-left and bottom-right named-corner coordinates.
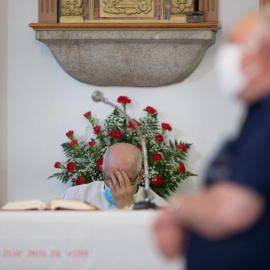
top-left (101, 143), bottom-right (143, 187)
top-left (100, 143), bottom-right (145, 208)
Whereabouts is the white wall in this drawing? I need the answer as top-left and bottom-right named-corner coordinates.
top-left (6, 0), bottom-right (259, 202)
top-left (0, 0), bottom-right (8, 207)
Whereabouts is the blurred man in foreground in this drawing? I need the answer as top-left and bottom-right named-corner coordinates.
top-left (63, 143), bottom-right (167, 209)
top-left (154, 12), bottom-right (270, 270)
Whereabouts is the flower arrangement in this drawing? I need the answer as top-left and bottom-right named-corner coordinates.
top-left (49, 96), bottom-right (196, 198)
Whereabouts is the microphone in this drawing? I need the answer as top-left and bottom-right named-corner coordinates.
top-left (92, 91), bottom-right (106, 103)
top-left (92, 90), bottom-right (157, 209)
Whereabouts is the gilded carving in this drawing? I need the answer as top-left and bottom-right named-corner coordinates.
top-left (171, 0), bottom-right (193, 15)
top-left (61, 0), bottom-right (84, 16)
top-left (102, 0), bottom-right (153, 16)
top-left (198, 0), bottom-right (218, 22)
top-left (38, 0), bottom-right (57, 23)
top-left (260, 0), bottom-right (270, 11)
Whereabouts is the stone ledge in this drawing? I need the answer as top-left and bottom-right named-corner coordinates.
top-left (33, 28), bottom-right (217, 87)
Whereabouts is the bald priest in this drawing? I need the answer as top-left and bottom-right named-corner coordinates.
top-left (62, 143), bottom-right (168, 210)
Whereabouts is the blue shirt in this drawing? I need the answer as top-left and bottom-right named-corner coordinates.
top-left (187, 94), bottom-right (270, 270)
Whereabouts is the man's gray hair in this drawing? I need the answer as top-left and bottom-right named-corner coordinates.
top-left (252, 10), bottom-right (270, 45)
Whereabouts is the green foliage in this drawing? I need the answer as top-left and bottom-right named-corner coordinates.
top-left (49, 101), bottom-right (197, 199)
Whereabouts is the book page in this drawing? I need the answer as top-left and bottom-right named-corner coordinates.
top-left (1, 200), bottom-right (47, 210)
top-left (48, 199), bottom-right (99, 210)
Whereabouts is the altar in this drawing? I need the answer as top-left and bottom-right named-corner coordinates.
top-left (0, 210), bottom-right (184, 270)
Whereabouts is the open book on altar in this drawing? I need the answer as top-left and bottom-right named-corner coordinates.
top-left (1, 199), bottom-right (99, 211)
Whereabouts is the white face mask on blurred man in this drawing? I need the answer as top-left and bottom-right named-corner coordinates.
top-left (215, 42), bottom-right (263, 100)
top-left (215, 13), bottom-right (270, 104)
top-left (215, 43), bottom-right (247, 98)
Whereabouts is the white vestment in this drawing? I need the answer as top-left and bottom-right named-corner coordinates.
top-left (62, 181), bottom-right (168, 210)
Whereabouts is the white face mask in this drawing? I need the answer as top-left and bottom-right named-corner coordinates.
top-left (214, 43), bottom-right (247, 99)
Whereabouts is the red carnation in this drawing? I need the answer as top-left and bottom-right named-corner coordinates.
top-left (155, 134), bottom-right (164, 142)
top-left (84, 111), bottom-right (91, 118)
top-left (162, 123), bottom-right (172, 132)
top-left (97, 158), bottom-right (103, 170)
top-left (54, 162), bottom-right (61, 168)
top-left (117, 96), bottom-right (131, 104)
top-left (136, 146), bottom-right (141, 150)
top-left (69, 140), bottom-right (76, 148)
top-left (93, 126), bottom-right (101, 134)
top-left (89, 140), bottom-right (96, 147)
top-left (127, 119), bottom-right (141, 130)
top-left (75, 177), bottom-right (85, 186)
top-left (66, 130), bottom-right (74, 138)
top-left (152, 175), bottom-right (164, 186)
top-left (153, 153), bottom-right (162, 162)
top-left (176, 144), bottom-right (187, 153)
top-left (109, 130), bottom-right (123, 140)
top-left (179, 164), bottom-right (186, 173)
top-left (67, 162), bottom-right (76, 172)
top-left (143, 106), bottom-right (157, 114)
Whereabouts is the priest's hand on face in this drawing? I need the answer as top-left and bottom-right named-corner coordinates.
top-left (153, 210), bottom-right (188, 260)
top-left (107, 170), bottom-right (136, 208)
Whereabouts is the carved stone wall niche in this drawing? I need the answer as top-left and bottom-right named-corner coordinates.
top-left (32, 26), bottom-right (217, 87)
top-left (31, 0), bottom-right (220, 87)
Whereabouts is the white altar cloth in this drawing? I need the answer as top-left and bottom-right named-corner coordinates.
top-left (0, 210), bottom-right (184, 270)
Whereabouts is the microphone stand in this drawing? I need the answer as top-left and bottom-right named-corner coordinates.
top-left (92, 91), bottom-right (157, 210)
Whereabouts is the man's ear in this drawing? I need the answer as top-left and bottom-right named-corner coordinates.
top-left (138, 168), bottom-right (144, 183)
